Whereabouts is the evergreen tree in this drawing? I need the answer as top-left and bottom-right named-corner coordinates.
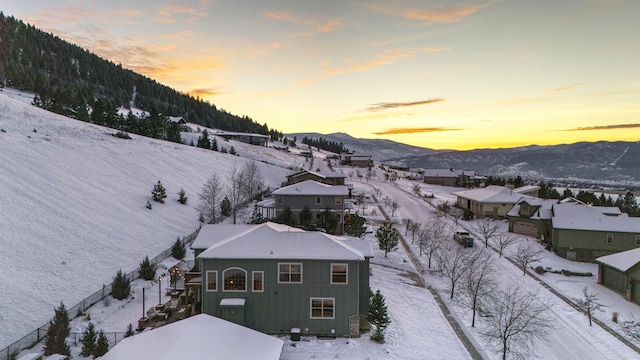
top-left (94, 330), bottom-right (110, 357)
top-left (622, 191), bottom-right (639, 216)
top-left (43, 302), bottom-right (71, 356)
top-left (220, 196), bottom-right (232, 217)
top-left (345, 213), bottom-right (367, 238)
top-left (124, 323), bottom-right (135, 338)
top-left (376, 222), bottom-right (399, 257)
top-left (80, 323), bottom-right (97, 357)
top-left (171, 237), bottom-right (186, 260)
top-left (276, 206), bottom-right (296, 226)
top-left (319, 208), bottom-right (340, 235)
top-left (151, 180), bottom-right (167, 203)
top-left (250, 206), bottom-right (267, 224)
top-left (177, 188), bottom-right (188, 204)
top-left (111, 269), bottom-right (131, 300)
top-left (197, 129), bottom-right (211, 149)
top-left (229, 146), bottom-right (237, 155)
top-left (368, 290), bottom-right (391, 343)
top-left (211, 137), bottom-right (218, 151)
top-left (138, 256), bottom-right (157, 280)
top-left (299, 206), bottom-right (313, 229)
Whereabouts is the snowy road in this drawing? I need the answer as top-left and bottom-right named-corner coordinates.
top-left (371, 180), bottom-right (640, 360)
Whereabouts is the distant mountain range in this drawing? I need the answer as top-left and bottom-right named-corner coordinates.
top-left (289, 132), bottom-right (640, 188)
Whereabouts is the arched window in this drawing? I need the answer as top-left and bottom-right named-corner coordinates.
top-left (223, 268), bottom-right (247, 291)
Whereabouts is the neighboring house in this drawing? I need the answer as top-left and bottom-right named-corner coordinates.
top-left (191, 222), bottom-right (374, 337)
top-left (596, 248), bottom-right (640, 305)
top-left (507, 198), bottom-right (559, 241)
top-left (284, 169), bottom-right (347, 186)
top-left (453, 185), bottom-right (537, 218)
top-left (340, 153), bottom-right (372, 167)
top-left (512, 185), bottom-right (540, 197)
top-left (551, 203), bottom-right (640, 262)
top-left (272, 180), bottom-right (349, 234)
top-left (423, 168), bottom-right (486, 188)
top-left (213, 130), bottom-right (269, 147)
top-left (102, 314), bottom-right (284, 360)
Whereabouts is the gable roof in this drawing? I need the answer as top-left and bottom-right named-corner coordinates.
top-left (596, 247), bottom-right (640, 273)
top-left (272, 180), bottom-right (348, 196)
top-left (552, 203), bottom-right (640, 232)
top-left (101, 314), bottom-right (283, 360)
top-left (507, 198), bottom-right (558, 219)
top-left (196, 222), bottom-right (373, 260)
top-left (423, 169), bottom-right (459, 178)
top-left (453, 185), bottom-right (536, 203)
top-left (191, 224), bottom-right (255, 250)
top-left (287, 169), bottom-right (346, 180)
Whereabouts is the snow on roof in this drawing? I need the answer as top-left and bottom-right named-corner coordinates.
top-left (453, 185), bottom-right (535, 203)
top-left (101, 314), bottom-right (283, 360)
top-left (596, 247), bottom-right (640, 273)
top-left (256, 198), bottom-right (275, 208)
top-left (594, 207), bottom-right (623, 216)
top-left (513, 185), bottom-right (540, 193)
top-left (552, 203), bottom-right (640, 232)
top-left (507, 198), bottom-right (559, 219)
top-left (196, 222), bottom-right (374, 260)
top-left (191, 224), bottom-right (255, 250)
top-left (272, 180), bottom-right (348, 196)
top-left (212, 130), bottom-right (269, 138)
top-left (288, 169), bottom-right (346, 179)
top-left (220, 298), bottom-right (246, 306)
top-left (423, 169), bottom-right (459, 178)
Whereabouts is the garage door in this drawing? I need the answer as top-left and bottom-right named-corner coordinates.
top-left (602, 266), bottom-right (626, 295)
top-left (513, 221), bottom-right (538, 237)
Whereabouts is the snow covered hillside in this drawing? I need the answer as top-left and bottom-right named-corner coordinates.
top-left (0, 91), bottom-right (295, 348)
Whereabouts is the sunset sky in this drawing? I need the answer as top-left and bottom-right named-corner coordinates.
top-left (2, 1), bottom-right (640, 150)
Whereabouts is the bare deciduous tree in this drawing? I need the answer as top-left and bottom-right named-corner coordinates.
top-left (481, 287), bottom-right (554, 360)
top-left (621, 315), bottom-right (640, 341)
top-left (408, 221), bottom-right (420, 244)
top-left (390, 201), bottom-right (399, 218)
top-left (227, 166), bottom-right (242, 224)
top-left (198, 173), bottom-right (223, 224)
top-left (437, 243), bottom-right (476, 299)
top-left (412, 184), bottom-right (421, 196)
top-left (418, 220), bottom-right (447, 268)
top-left (494, 233), bottom-right (517, 258)
top-left (402, 218), bottom-right (413, 236)
top-left (465, 252), bottom-right (497, 327)
top-left (475, 218), bottom-right (502, 248)
top-left (240, 160), bottom-right (265, 201)
top-left (511, 243), bottom-right (544, 275)
top-left (573, 287), bottom-right (605, 326)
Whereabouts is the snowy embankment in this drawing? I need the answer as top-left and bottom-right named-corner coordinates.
top-left (0, 91), bottom-right (295, 348)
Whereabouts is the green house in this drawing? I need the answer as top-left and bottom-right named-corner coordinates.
top-left (551, 203), bottom-right (640, 262)
top-left (190, 222), bottom-right (373, 337)
top-left (596, 247), bottom-right (640, 305)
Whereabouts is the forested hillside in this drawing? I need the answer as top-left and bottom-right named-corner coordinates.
top-left (0, 12), bottom-right (281, 139)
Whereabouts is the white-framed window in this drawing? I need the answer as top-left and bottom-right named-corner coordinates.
top-left (276, 196), bottom-right (283, 204)
top-left (315, 196), bottom-right (322, 205)
top-left (206, 270), bottom-right (217, 292)
top-left (335, 196), bottom-right (343, 205)
top-left (331, 263), bottom-right (348, 284)
top-left (253, 271), bottom-right (264, 292)
top-left (310, 297), bottom-right (335, 319)
top-left (635, 234), bottom-right (640, 246)
top-left (278, 263), bottom-right (302, 283)
top-left (607, 233), bottom-right (613, 245)
top-left (223, 267), bottom-right (247, 291)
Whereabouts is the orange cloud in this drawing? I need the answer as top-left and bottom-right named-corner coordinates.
top-left (379, 46), bottom-right (449, 59)
top-left (155, 4), bottom-right (208, 24)
top-left (262, 10), bottom-right (341, 37)
top-left (360, 2), bottom-right (490, 24)
top-left (564, 123), bottom-right (640, 131)
top-left (367, 98), bottom-right (445, 112)
top-left (188, 88), bottom-right (226, 97)
top-left (373, 127), bottom-right (462, 135)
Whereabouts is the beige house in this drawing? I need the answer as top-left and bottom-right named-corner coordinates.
top-left (453, 185), bottom-right (537, 218)
top-left (423, 168), bottom-right (485, 188)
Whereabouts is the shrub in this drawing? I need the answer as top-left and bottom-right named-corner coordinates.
top-left (111, 269), bottom-right (131, 300)
top-left (124, 323), bottom-right (135, 338)
top-left (178, 188), bottom-right (188, 204)
top-left (138, 256), bottom-right (157, 280)
top-left (171, 237), bottom-right (186, 260)
top-left (151, 180), bottom-right (167, 203)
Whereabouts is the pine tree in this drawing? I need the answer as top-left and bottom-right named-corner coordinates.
top-left (94, 330), bottom-right (110, 357)
top-left (376, 222), bottom-right (399, 257)
top-left (80, 323), bottom-right (97, 357)
top-left (250, 206), bottom-right (267, 224)
top-left (197, 129), bottom-right (211, 149)
top-left (211, 137), bottom-right (218, 151)
top-left (220, 196), bottom-right (232, 217)
top-left (138, 256), bottom-right (157, 280)
top-left (177, 188), bottom-right (188, 204)
top-left (124, 323), bottom-right (135, 338)
top-left (151, 180), bottom-right (167, 203)
top-left (171, 237), bottom-right (186, 260)
top-left (43, 302), bottom-right (71, 356)
top-left (229, 146), bottom-right (237, 155)
top-left (368, 290), bottom-right (391, 343)
top-left (111, 269), bottom-right (131, 300)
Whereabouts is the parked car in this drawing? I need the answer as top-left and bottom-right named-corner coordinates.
top-left (454, 231), bottom-right (474, 247)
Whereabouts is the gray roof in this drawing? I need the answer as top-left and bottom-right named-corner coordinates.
top-left (197, 222), bottom-right (374, 260)
top-left (453, 185), bottom-right (535, 203)
top-left (423, 169), bottom-right (458, 178)
top-left (596, 247), bottom-right (640, 273)
top-left (288, 169), bottom-right (346, 179)
top-left (272, 180), bottom-right (348, 196)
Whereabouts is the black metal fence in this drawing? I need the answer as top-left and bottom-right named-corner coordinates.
top-left (1, 227), bottom-right (201, 360)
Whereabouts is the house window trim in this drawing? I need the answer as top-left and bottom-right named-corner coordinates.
top-left (315, 196), bottom-right (322, 205)
top-left (252, 271), bottom-right (264, 292)
top-left (310, 297), bottom-right (335, 319)
top-left (335, 196), bottom-right (343, 205)
top-left (607, 233), bottom-right (613, 245)
top-left (331, 263), bottom-right (348, 285)
top-left (205, 270), bottom-right (218, 292)
top-left (223, 267), bottom-right (247, 292)
top-left (276, 196), bottom-right (283, 204)
top-left (278, 262), bottom-right (303, 284)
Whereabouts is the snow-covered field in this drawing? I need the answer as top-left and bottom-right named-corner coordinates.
top-left (3, 88), bottom-right (640, 359)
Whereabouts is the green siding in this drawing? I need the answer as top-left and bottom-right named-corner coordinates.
top-left (553, 228), bottom-right (640, 262)
top-left (200, 258), bottom-right (368, 336)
